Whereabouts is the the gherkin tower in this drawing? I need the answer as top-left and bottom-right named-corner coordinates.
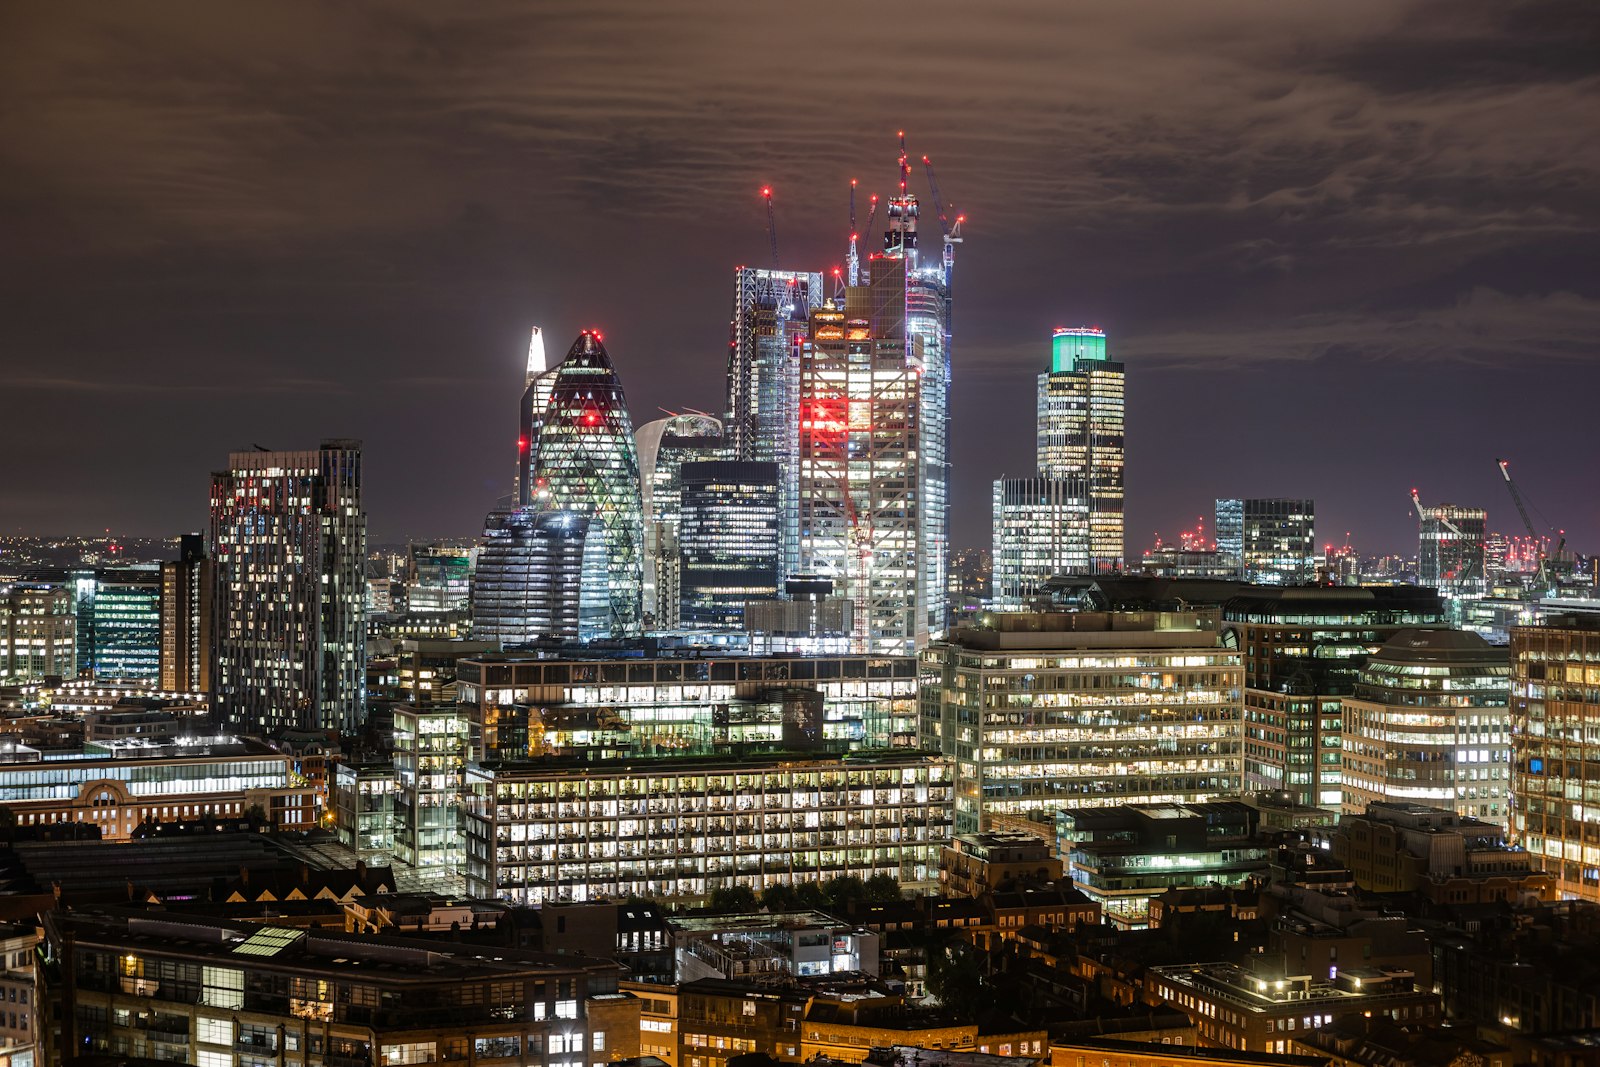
top-left (527, 330), bottom-right (646, 638)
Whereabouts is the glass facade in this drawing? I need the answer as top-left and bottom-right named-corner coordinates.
top-left (209, 440), bottom-right (367, 734)
top-left (678, 460), bottom-right (781, 629)
top-left (1215, 498), bottom-right (1316, 585)
top-left (990, 476), bottom-right (1090, 609)
top-left (636, 413), bottom-right (725, 628)
top-left (1037, 328), bottom-right (1124, 572)
top-left (1417, 503), bottom-right (1488, 594)
top-left (799, 292), bottom-right (922, 655)
top-left (725, 267), bottom-right (824, 586)
top-left (463, 752), bottom-right (952, 905)
top-left (72, 566), bottom-right (162, 681)
top-left (469, 506), bottom-right (588, 645)
top-left (1511, 616), bottom-right (1600, 902)
top-left (527, 331), bottom-right (646, 640)
top-left (919, 616), bottom-right (1245, 834)
top-left (1340, 628), bottom-right (1511, 823)
top-left (456, 652), bottom-right (920, 759)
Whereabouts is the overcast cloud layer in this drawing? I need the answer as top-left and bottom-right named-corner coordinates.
top-left (2, 0), bottom-right (1596, 554)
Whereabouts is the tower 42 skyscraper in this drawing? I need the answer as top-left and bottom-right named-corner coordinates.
top-left (1038, 327), bottom-right (1124, 572)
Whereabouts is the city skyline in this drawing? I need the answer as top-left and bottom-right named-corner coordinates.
top-left (3, 2), bottom-right (1597, 557)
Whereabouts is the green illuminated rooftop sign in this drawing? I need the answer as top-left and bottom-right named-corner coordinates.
top-left (1052, 328), bottom-right (1108, 372)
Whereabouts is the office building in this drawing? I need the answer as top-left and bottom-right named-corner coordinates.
top-left (0, 581), bottom-right (75, 682)
top-left (798, 297), bottom-right (922, 654)
top-left (919, 611), bottom-right (1244, 834)
top-left (678, 460), bottom-right (781, 629)
top-left (160, 533), bottom-right (212, 693)
top-left (1057, 802), bottom-right (1270, 927)
top-left (1036, 327), bottom-right (1125, 571)
top-left (392, 637), bottom-right (495, 706)
top-left (71, 563), bottom-right (162, 681)
top-left (1510, 615), bottom-right (1600, 902)
top-left (455, 649), bottom-right (919, 761)
top-left (0, 735), bottom-right (317, 840)
top-left (1222, 585), bottom-right (1446, 808)
top-left (1417, 502), bottom-right (1488, 594)
top-left (671, 910), bottom-right (879, 982)
top-left (1333, 802), bottom-right (1554, 903)
top-left (637, 413), bottom-right (726, 628)
top-left (726, 268), bottom-right (823, 586)
top-left (526, 330), bottom-right (647, 640)
top-left (1215, 499), bottom-right (1316, 585)
top-left (463, 750), bottom-right (951, 906)
top-left (744, 576), bottom-right (854, 656)
top-left (393, 702), bottom-right (470, 871)
top-left (405, 543), bottom-right (472, 613)
top-left (1148, 964), bottom-right (1439, 1054)
top-left (991, 476), bottom-right (1090, 609)
top-left (1339, 629), bottom-right (1510, 824)
top-left (50, 906), bottom-right (641, 1066)
top-left (210, 440), bottom-right (367, 734)
top-left (469, 505), bottom-right (589, 646)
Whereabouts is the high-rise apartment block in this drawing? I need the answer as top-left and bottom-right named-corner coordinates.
top-left (919, 611), bottom-right (1244, 834)
top-left (1215, 498), bottom-right (1316, 584)
top-left (159, 534), bottom-right (212, 693)
top-left (636, 413), bottom-right (725, 628)
top-left (71, 564), bottom-right (162, 681)
top-left (1511, 615), bottom-right (1600, 902)
top-left (209, 440), bottom-right (367, 734)
top-left (1037, 328), bottom-right (1124, 571)
top-left (1417, 502), bottom-right (1488, 593)
top-left (677, 460), bottom-right (781, 629)
top-left (1340, 629), bottom-right (1510, 824)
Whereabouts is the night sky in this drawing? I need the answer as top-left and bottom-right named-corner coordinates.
top-left (4, 2), bottom-right (1597, 556)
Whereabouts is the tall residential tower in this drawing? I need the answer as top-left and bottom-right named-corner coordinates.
top-left (210, 440), bottom-right (367, 733)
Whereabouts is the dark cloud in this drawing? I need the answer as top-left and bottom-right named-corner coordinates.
top-left (1, 0), bottom-right (1596, 554)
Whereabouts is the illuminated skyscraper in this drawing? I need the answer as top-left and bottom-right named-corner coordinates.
top-left (71, 564), bottom-right (162, 681)
top-left (405, 544), bottom-right (473, 614)
top-left (210, 440), bottom-right (366, 733)
top-left (798, 290), bottom-right (922, 654)
top-left (635, 413), bottom-right (724, 628)
top-left (1417, 502), bottom-right (1488, 593)
top-left (726, 267), bottom-right (824, 582)
top-left (1037, 327), bottom-right (1124, 571)
top-left (990, 476), bottom-right (1090, 609)
top-left (469, 505), bottom-right (588, 645)
top-left (678, 460), bottom-right (781, 628)
top-left (527, 331), bottom-right (646, 640)
top-left (1215, 498), bottom-right (1316, 584)
top-left (516, 326), bottom-right (556, 507)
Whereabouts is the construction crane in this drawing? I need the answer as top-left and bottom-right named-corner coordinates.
top-left (1496, 458), bottom-right (1566, 587)
top-left (1412, 488), bottom-right (1470, 583)
top-left (921, 154), bottom-right (965, 286)
top-left (861, 193), bottom-right (879, 262)
top-left (847, 179), bottom-right (860, 286)
top-left (760, 186), bottom-right (779, 269)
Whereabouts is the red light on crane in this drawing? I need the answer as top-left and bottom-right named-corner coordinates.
top-left (761, 186), bottom-right (772, 197)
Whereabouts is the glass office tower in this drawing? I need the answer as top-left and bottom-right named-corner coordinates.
top-left (71, 565), bottom-right (162, 681)
top-left (678, 460), bottom-right (781, 628)
top-left (1037, 328), bottom-right (1124, 572)
top-left (1215, 498), bottom-right (1316, 584)
top-left (526, 331), bottom-right (646, 640)
top-left (636, 413), bottom-right (725, 628)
